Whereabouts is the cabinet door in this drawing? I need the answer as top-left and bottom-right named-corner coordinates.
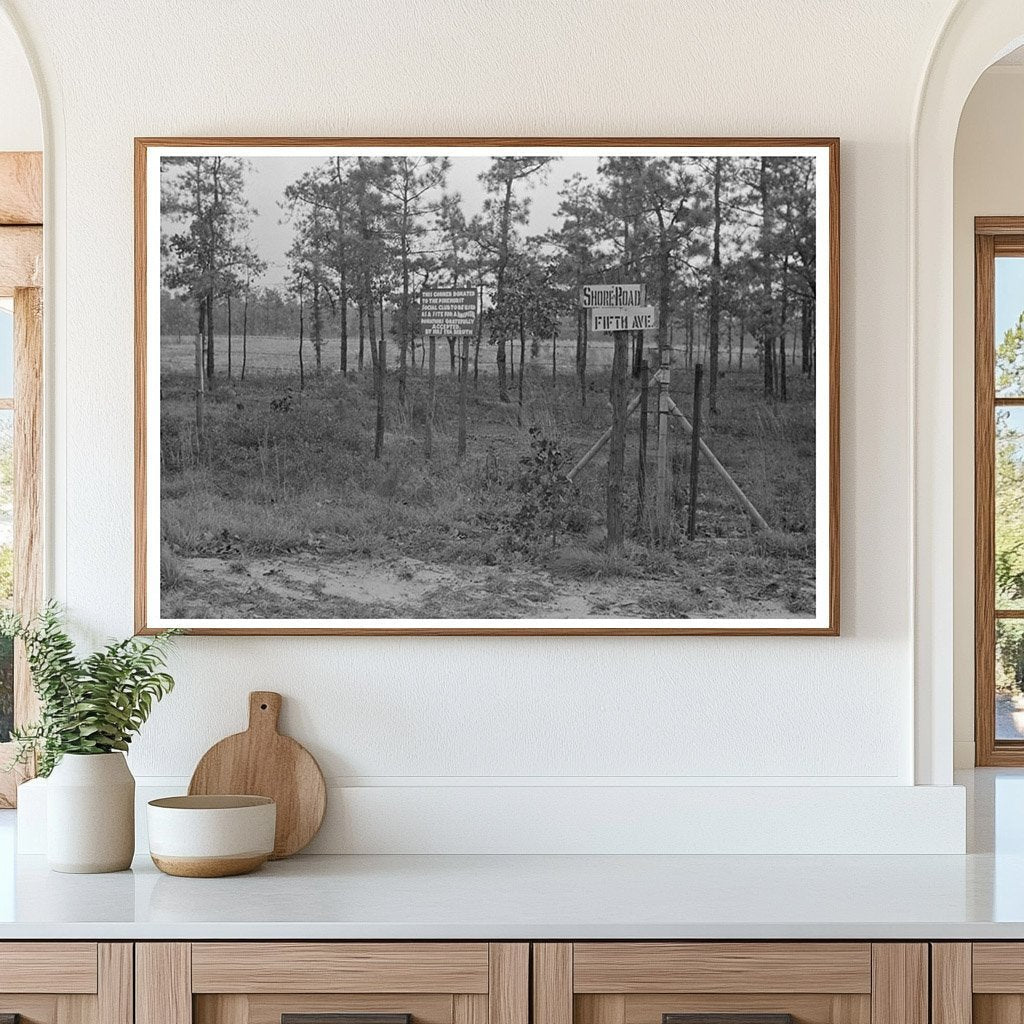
top-left (940, 943), bottom-right (1024, 1024)
top-left (137, 943), bottom-right (528, 1024)
top-left (533, 944), bottom-right (927, 1024)
top-left (0, 943), bottom-right (131, 1024)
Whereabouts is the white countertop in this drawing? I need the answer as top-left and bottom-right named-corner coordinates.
top-left (1, 849), bottom-right (1023, 940)
top-left (1, 769), bottom-right (1022, 941)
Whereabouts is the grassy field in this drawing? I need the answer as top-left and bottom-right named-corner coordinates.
top-left (159, 333), bottom-right (817, 621)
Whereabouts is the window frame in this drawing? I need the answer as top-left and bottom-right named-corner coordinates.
top-left (975, 217), bottom-right (1024, 764)
top-left (0, 151), bottom-right (43, 807)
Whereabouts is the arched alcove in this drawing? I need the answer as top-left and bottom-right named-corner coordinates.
top-left (0, 11), bottom-right (40, 151)
top-left (914, 1), bottom-right (1024, 785)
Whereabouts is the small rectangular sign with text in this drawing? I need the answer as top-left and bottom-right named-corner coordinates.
top-left (420, 288), bottom-right (478, 335)
top-left (589, 306), bottom-right (659, 333)
top-left (579, 283), bottom-right (647, 308)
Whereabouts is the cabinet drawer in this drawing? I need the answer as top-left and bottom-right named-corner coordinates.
top-left (0, 943), bottom-right (130, 1024)
top-left (0, 942), bottom-right (99, 994)
top-left (191, 943), bottom-right (491, 994)
top-left (571, 944), bottom-right (872, 994)
top-left (534, 944), bottom-right (926, 1024)
top-left (139, 943), bottom-right (528, 1024)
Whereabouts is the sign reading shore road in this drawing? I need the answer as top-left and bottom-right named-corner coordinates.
top-left (580, 284), bottom-right (646, 307)
top-left (421, 288), bottom-right (477, 336)
top-left (590, 306), bottom-right (659, 333)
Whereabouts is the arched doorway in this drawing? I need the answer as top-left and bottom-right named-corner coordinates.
top-left (914, 1), bottom-right (1024, 785)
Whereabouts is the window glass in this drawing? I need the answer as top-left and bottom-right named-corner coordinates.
top-left (997, 257), bottom-right (1024, 396)
top-left (997, 620), bottom-right (1024, 740)
top-left (996, 407), bottom-right (1024, 610)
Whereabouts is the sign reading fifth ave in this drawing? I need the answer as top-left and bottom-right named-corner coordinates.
top-left (420, 288), bottom-right (478, 336)
top-left (579, 283), bottom-right (647, 308)
top-left (590, 306), bottom-right (659, 333)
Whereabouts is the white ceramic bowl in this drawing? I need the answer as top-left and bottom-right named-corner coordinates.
top-left (147, 795), bottom-right (276, 877)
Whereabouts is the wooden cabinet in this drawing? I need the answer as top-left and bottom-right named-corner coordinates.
top-left (136, 944), bottom-right (528, 1024)
top-left (0, 943), bottom-right (131, 1024)
top-left (0, 937), bottom-right (963, 1024)
top-left (532, 944), bottom-right (928, 1024)
top-left (932, 943), bottom-right (1024, 1024)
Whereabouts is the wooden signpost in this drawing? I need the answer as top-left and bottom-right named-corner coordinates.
top-left (578, 284), bottom-right (658, 547)
top-left (570, 283), bottom-right (767, 544)
top-left (420, 288), bottom-right (478, 459)
top-left (656, 323), bottom-right (672, 538)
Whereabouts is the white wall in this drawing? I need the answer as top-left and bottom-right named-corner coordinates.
top-left (952, 65), bottom-right (1024, 767)
top-left (0, 11), bottom-right (39, 152)
top-left (0, 0), bottom-right (972, 851)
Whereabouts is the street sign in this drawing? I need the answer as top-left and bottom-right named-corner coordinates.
top-left (420, 288), bottom-right (477, 336)
top-left (590, 306), bottom-right (659, 333)
top-left (579, 283), bottom-right (646, 308)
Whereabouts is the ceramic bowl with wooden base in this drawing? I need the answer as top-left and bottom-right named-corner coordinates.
top-left (147, 795), bottom-right (276, 877)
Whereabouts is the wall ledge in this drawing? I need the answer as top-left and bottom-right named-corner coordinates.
top-left (18, 778), bottom-right (967, 856)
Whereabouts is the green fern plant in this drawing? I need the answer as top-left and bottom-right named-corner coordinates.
top-left (0, 603), bottom-right (179, 777)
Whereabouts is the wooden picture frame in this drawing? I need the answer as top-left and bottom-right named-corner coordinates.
top-left (135, 137), bottom-right (840, 636)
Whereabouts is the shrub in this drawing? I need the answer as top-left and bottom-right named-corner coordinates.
top-left (508, 427), bottom-right (578, 551)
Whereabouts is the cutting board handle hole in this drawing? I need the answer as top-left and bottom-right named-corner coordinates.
top-left (260, 703), bottom-right (268, 710)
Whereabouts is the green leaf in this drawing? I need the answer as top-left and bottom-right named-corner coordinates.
top-left (2, 603), bottom-right (179, 776)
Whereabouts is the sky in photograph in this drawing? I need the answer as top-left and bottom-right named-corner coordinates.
top-left (163, 154), bottom-right (601, 289)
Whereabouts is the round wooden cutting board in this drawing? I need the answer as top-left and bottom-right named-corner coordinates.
top-left (188, 691), bottom-right (327, 859)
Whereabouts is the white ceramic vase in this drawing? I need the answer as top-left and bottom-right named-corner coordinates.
top-left (46, 752), bottom-right (135, 873)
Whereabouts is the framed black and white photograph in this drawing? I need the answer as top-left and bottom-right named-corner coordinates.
top-left (135, 137), bottom-right (839, 635)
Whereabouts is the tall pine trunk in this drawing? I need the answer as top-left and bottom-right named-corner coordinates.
top-left (368, 285), bottom-right (383, 458)
top-left (708, 158), bottom-right (722, 414)
top-left (298, 283), bottom-right (305, 391)
top-left (204, 291), bottom-right (215, 386)
top-left (473, 282), bottom-right (483, 386)
top-left (580, 314), bottom-right (588, 407)
top-left (241, 290), bottom-right (248, 381)
top-left (312, 276), bottom-right (322, 377)
top-left (398, 205), bottom-right (411, 405)
top-left (206, 159), bottom-right (220, 383)
top-left (332, 158), bottom-right (350, 375)
top-left (759, 158), bottom-right (776, 400)
top-left (195, 301), bottom-right (206, 458)
top-left (493, 176), bottom-right (513, 402)
top-left (358, 301), bottom-right (365, 371)
top-left (801, 294), bottom-right (813, 375)
top-left (778, 254), bottom-right (790, 401)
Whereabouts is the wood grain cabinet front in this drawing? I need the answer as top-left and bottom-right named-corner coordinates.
top-left (532, 944), bottom-right (929, 1024)
top-left (136, 944), bottom-right (528, 1024)
top-left (932, 943), bottom-right (1024, 1024)
top-left (0, 943), bottom-right (132, 1024)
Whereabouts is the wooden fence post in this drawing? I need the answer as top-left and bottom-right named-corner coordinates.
top-left (458, 334), bottom-right (470, 455)
top-left (606, 328), bottom-right (630, 550)
top-left (687, 363), bottom-right (703, 540)
top-left (637, 360), bottom-right (649, 525)
top-left (656, 324), bottom-right (672, 540)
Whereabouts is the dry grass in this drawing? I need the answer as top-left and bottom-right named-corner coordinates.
top-left (160, 338), bottom-right (817, 620)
